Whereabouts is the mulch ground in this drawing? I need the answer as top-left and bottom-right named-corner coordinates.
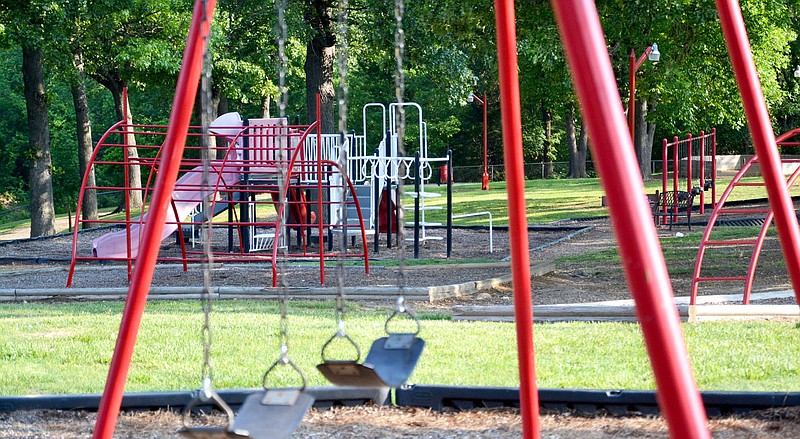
top-left (3, 405), bottom-right (800, 438)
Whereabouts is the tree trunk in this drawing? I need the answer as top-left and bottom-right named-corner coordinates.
top-left (578, 119), bottom-right (589, 176)
top-left (70, 48), bottom-right (98, 228)
top-left (645, 97), bottom-right (658, 177)
top-left (541, 102), bottom-right (554, 178)
top-left (566, 108), bottom-right (587, 178)
top-left (261, 95), bottom-right (271, 119)
top-left (634, 98), bottom-right (655, 181)
top-left (21, 46), bottom-right (56, 237)
top-left (105, 80), bottom-right (143, 211)
top-left (305, 37), bottom-right (335, 133)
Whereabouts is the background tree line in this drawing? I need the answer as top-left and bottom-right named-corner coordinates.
top-left (0, 0), bottom-right (798, 236)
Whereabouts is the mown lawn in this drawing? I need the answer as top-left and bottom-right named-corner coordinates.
top-left (0, 300), bottom-right (798, 395)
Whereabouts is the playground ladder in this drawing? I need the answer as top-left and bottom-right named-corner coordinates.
top-left (691, 128), bottom-right (800, 304)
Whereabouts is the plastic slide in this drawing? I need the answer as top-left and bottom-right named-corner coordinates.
top-left (92, 112), bottom-right (244, 259)
top-left (92, 166), bottom-right (241, 258)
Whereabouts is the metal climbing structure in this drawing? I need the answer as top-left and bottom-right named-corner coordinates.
top-left (67, 100), bottom-right (372, 288)
top-left (691, 128), bottom-right (800, 304)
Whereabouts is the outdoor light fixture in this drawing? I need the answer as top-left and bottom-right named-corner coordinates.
top-left (648, 43), bottom-right (661, 62)
top-left (794, 65), bottom-right (800, 78)
top-left (628, 43), bottom-right (661, 138)
top-left (467, 92), bottom-right (475, 103)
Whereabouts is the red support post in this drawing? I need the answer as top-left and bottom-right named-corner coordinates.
top-left (672, 136), bottom-right (679, 194)
top-left (550, 1), bottom-right (710, 438)
top-left (92, 1), bottom-right (216, 438)
top-left (494, 0), bottom-right (540, 437)
top-left (711, 128), bottom-right (717, 208)
top-left (482, 91), bottom-right (489, 190)
top-left (700, 131), bottom-right (706, 214)
top-left (716, 0), bottom-right (800, 305)
top-left (687, 133), bottom-right (693, 194)
top-left (661, 138), bottom-right (668, 196)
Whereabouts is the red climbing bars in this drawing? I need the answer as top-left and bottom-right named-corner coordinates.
top-left (549, 1), bottom-right (710, 438)
top-left (92, 1), bottom-right (216, 438)
top-left (715, 0), bottom-right (800, 305)
top-left (494, 0), bottom-right (539, 437)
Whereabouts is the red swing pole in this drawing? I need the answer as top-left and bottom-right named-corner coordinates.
top-left (550, 1), bottom-right (710, 438)
top-left (92, 1), bottom-right (216, 438)
top-left (716, 0), bottom-right (800, 305)
top-left (493, 1), bottom-right (540, 437)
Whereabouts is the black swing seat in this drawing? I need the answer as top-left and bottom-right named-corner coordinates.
top-left (365, 334), bottom-right (425, 387)
top-left (317, 333), bottom-right (425, 388)
top-left (316, 360), bottom-right (388, 387)
top-left (231, 389), bottom-right (315, 439)
top-left (178, 389), bottom-right (249, 439)
top-left (178, 428), bottom-right (249, 439)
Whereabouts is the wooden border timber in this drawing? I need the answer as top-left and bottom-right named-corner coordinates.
top-left (452, 304), bottom-right (800, 323)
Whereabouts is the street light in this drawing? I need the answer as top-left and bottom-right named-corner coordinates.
top-left (468, 92), bottom-right (489, 190)
top-left (794, 65), bottom-right (800, 78)
top-left (628, 43), bottom-right (660, 139)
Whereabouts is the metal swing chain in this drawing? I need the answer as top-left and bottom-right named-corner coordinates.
top-left (392, 0), bottom-right (411, 321)
top-left (275, 0), bottom-right (290, 363)
top-left (198, 0), bottom-right (217, 398)
top-left (334, 0), bottom-right (349, 336)
top-left (387, 0), bottom-right (421, 334)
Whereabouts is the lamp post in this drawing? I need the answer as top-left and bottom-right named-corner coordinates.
top-left (628, 43), bottom-right (660, 139)
top-left (468, 92), bottom-right (489, 190)
top-left (794, 65), bottom-right (800, 78)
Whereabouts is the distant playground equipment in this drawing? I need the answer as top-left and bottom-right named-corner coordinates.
top-left (655, 130), bottom-right (717, 226)
top-left (67, 98), bottom-right (460, 287)
top-left (692, 127), bottom-right (800, 305)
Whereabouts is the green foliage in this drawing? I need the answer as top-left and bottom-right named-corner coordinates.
top-left (0, 0), bottom-right (800, 219)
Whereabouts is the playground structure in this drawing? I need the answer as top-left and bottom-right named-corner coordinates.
top-left (692, 127), bottom-right (800, 304)
top-left (79, 0), bottom-right (800, 438)
top-left (660, 129), bottom-right (718, 217)
top-left (67, 97), bottom-right (454, 288)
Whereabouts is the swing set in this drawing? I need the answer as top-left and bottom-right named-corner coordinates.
top-left (91, 0), bottom-right (800, 438)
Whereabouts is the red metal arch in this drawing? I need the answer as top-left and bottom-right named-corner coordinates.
top-left (692, 128), bottom-right (800, 304)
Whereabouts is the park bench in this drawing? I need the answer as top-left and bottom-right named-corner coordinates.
top-left (652, 190), bottom-right (696, 230)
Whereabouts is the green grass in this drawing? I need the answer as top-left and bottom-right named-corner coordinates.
top-left (405, 174), bottom-right (766, 226)
top-left (0, 300), bottom-right (799, 395)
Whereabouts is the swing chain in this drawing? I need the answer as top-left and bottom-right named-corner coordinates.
top-left (334, 0), bottom-right (349, 339)
top-left (393, 0), bottom-right (410, 314)
top-left (198, 0), bottom-right (216, 397)
top-left (268, 0), bottom-right (300, 382)
top-left (276, 0), bottom-right (288, 118)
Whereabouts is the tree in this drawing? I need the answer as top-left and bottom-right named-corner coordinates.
top-left (80, 0), bottom-right (191, 211)
top-left (58, 0), bottom-right (98, 227)
top-left (303, 0), bottom-right (335, 132)
top-left (599, 1), bottom-right (797, 180)
top-left (565, 106), bottom-right (588, 178)
top-left (22, 45), bottom-right (56, 236)
top-left (0, 1), bottom-right (57, 237)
